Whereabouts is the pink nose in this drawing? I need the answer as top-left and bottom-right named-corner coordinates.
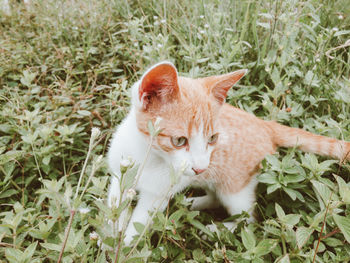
top-left (192, 168), bottom-right (206, 175)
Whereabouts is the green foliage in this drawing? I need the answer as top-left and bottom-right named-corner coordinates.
top-left (1, 0), bottom-right (350, 262)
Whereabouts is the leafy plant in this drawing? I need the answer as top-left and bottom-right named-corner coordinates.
top-left (0, 0), bottom-right (349, 262)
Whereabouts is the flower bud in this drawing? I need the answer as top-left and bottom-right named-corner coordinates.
top-left (90, 127), bottom-right (101, 145)
top-left (126, 188), bottom-right (137, 200)
top-left (120, 156), bottom-right (133, 173)
top-left (89, 231), bottom-right (99, 241)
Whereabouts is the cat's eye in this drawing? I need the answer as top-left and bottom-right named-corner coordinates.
top-left (208, 133), bottom-right (219, 145)
top-left (171, 136), bottom-right (188, 148)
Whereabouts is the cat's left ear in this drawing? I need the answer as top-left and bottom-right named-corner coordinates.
top-left (201, 69), bottom-right (247, 104)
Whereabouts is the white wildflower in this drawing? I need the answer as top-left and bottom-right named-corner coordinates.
top-left (157, 43), bottom-right (163, 48)
top-left (199, 15), bottom-right (204, 19)
top-left (316, 58), bottom-right (321, 63)
top-left (89, 231), bottom-right (99, 240)
top-left (332, 27), bottom-right (339, 32)
top-left (120, 156), bottom-right (132, 169)
top-left (79, 207), bottom-right (91, 214)
top-left (199, 30), bottom-right (205, 34)
top-left (133, 42), bottom-right (139, 47)
top-left (126, 188), bottom-right (137, 200)
top-left (153, 15), bottom-right (158, 20)
top-left (154, 21), bottom-right (160, 26)
top-left (338, 14), bottom-right (344, 20)
top-left (160, 19), bottom-right (166, 24)
top-left (204, 24), bottom-right (209, 28)
top-left (90, 127), bottom-right (101, 143)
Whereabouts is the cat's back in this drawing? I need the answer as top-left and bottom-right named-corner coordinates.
top-left (208, 104), bottom-right (276, 192)
top-left (217, 104), bottom-right (272, 139)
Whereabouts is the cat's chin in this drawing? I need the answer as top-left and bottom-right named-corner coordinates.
top-left (181, 169), bottom-right (196, 177)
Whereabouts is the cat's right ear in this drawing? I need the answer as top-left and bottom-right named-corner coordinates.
top-left (138, 62), bottom-right (179, 110)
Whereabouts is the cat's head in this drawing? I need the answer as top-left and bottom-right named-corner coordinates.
top-left (132, 62), bottom-right (246, 176)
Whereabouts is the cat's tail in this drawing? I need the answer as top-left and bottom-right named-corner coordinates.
top-left (267, 121), bottom-right (350, 162)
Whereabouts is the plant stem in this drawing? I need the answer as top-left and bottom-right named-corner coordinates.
top-left (113, 136), bottom-right (154, 263)
top-left (156, 201), bottom-right (170, 247)
top-left (132, 136), bottom-right (153, 189)
top-left (114, 236), bottom-right (122, 263)
top-left (31, 142), bottom-right (43, 180)
top-left (312, 155), bottom-right (347, 263)
top-left (79, 159), bottom-right (100, 201)
top-left (281, 227), bottom-right (287, 255)
top-left (312, 206), bottom-right (329, 263)
top-left (114, 205), bottom-right (131, 263)
top-left (57, 209), bottom-right (76, 263)
top-left (74, 147), bottom-right (92, 200)
top-left (124, 186), bottom-right (171, 261)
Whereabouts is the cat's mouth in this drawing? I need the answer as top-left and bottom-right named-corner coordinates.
top-left (182, 169), bottom-right (196, 176)
top-left (177, 160), bottom-right (209, 176)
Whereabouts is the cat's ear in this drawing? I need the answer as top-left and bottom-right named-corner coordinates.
top-left (139, 62), bottom-right (179, 109)
top-left (201, 69), bottom-right (247, 104)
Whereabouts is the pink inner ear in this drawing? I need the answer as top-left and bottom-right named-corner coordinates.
top-left (139, 63), bottom-right (179, 109)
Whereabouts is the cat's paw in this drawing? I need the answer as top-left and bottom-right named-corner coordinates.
top-left (186, 195), bottom-right (219, 210)
top-left (186, 196), bottom-right (200, 210)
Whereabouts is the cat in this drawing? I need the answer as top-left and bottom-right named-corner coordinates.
top-left (107, 61), bottom-right (350, 245)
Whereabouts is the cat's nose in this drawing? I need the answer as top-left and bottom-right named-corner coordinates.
top-left (192, 168), bottom-right (206, 175)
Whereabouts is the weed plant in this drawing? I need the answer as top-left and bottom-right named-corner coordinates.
top-left (0, 0), bottom-right (350, 262)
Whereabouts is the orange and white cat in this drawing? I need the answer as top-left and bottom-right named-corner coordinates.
top-left (107, 62), bottom-right (350, 244)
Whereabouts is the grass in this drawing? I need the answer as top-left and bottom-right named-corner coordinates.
top-left (0, 0), bottom-right (350, 262)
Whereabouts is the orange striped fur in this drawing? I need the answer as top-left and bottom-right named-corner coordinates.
top-left (136, 64), bottom-right (350, 194)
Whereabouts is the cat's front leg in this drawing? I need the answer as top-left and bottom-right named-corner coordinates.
top-left (205, 182), bottom-right (257, 233)
top-left (124, 190), bottom-right (168, 245)
top-left (217, 176), bottom-right (258, 225)
top-left (187, 190), bottom-right (220, 210)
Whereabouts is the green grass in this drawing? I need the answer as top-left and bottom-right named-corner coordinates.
top-left (1, 0), bottom-right (350, 262)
